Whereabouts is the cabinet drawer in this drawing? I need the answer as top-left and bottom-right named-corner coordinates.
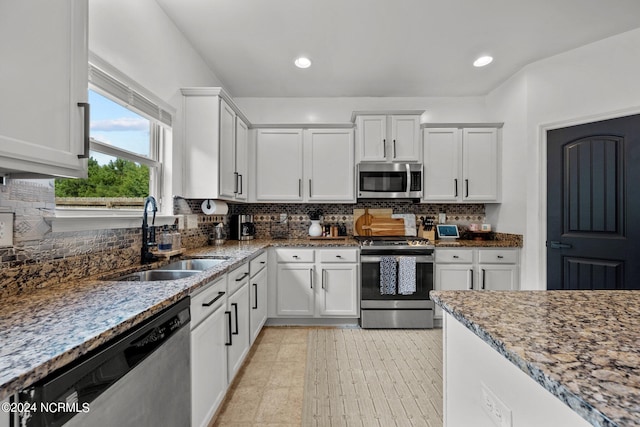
top-left (250, 251), bottom-right (268, 276)
top-left (435, 249), bottom-right (473, 263)
top-left (319, 248), bottom-right (358, 263)
top-left (478, 249), bottom-right (518, 264)
top-left (275, 249), bottom-right (315, 263)
top-left (191, 275), bottom-right (227, 329)
top-left (228, 262), bottom-right (250, 295)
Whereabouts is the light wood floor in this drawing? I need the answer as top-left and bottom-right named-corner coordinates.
top-left (212, 327), bottom-right (443, 427)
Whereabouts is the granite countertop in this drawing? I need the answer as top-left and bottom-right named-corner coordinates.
top-left (430, 290), bottom-right (640, 427)
top-left (0, 236), bottom-right (520, 400)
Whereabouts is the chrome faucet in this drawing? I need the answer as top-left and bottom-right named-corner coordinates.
top-left (141, 196), bottom-right (158, 264)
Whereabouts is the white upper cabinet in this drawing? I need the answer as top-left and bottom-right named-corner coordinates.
top-left (181, 88), bottom-right (250, 201)
top-left (0, 0), bottom-right (89, 178)
top-left (255, 129), bottom-right (304, 201)
top-left (423, 126), bottom-right (501, 202)
top-left (423, 128), bottom-right (461, 201)
top-left (390, 115), bottom-right (421, 161)
top-left (255, 127), bottom-right (355, 203)
top-left (356, 115), bottom-right (387, 161)
top-left (303, 129), bottom-right (355, 202)
top-left (355, 113), bottom-right (421, 163)
top-left (462, 128), bottom-right (499, 201)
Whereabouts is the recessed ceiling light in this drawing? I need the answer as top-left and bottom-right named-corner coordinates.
top-left (294, 57), bottom-right (312, 69)
top-left (473, 56), bottom-right (493, 67)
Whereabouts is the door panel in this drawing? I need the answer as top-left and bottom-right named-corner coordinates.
top-left (547, 114), bottom-right (640, 290)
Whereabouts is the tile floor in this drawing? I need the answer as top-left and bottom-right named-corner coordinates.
top-left (212, 326), bottom-right (443, 427)
top-left (213, 327), bottom-right (310, 426)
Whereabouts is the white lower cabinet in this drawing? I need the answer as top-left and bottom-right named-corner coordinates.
top-left (227, 270), bottom-right (250, 383)
top-left (318, 265), bottom-right (358, 316)
top-left (274, 248), bottom-right (359, 318)
top-left (276, 263), bottom-right (316, 316)
top-left (435, 248), bottom-right (519, 319)
top-left (191, 275), bottom-right (228, 427)
top-left (249, 251), bottom-right (268, 344)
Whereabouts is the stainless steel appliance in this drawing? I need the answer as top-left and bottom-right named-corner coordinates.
top-left (357, 163), bottom-right (423, 199)
top-left (18, 298), bottom-right (191, 427)
top-left (358, 236), bottom-right (435, 328)
top-left (230, 214), bottom-right (256, 240)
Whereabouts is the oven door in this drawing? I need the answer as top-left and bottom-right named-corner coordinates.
top-left (360, 254), bottom-right (434, 302)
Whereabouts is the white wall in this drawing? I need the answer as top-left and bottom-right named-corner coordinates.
top-left (89, 0), bottom-right (226, 199)
top-left (234, 96), bottom-right (489, 124)
top-left (486, 27), bottom-right (640, 289)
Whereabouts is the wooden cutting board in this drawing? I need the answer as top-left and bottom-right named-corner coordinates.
top-left (361, 217), bottom-right (405, 236)
top-left (354, 208), bottom-right (392, 236)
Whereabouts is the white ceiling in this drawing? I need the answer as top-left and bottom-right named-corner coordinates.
top-left (156, 0), bottom-right (640, 97)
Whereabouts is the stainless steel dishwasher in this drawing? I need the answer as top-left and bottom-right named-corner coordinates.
top-left (18, 297), bottom-right (191, 427)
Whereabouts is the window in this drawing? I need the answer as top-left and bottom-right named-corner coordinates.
top-left (55, 63), bottom-right (171, 213)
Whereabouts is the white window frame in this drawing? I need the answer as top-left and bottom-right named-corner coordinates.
top-left (51, 54), bottom-right (176, 232)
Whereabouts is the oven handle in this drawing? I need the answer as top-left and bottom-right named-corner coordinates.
top-left (360, 255), bottom-right (434, 263)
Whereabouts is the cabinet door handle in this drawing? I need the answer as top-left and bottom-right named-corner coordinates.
top-left (77, 102), bottom-right (90, 159)
top-left (202, 291), bottom-right (225, 307)
top-left (322, 269), bottom-right (326, 290)
top-left (497, 255), bottom-right (504, 259)
top-left (454, 179), bottom-right (458, 197)
top-left (309, 179), bottom-right (312, 197)
top-left (252, 283), bottom-right (258, 309)
top-left (469, 269), bottom-right (474, 290)
top-left (335, 255), bottom-right (342, 259)
top-left (235, 272), bottom-right (249, 282)
top-left (465, 179), bottom-right (469, 198)
top-left (231, 302), bottom-right (239, 335)
top-left (260, 261), bottom-right (266, 264)
top-left (292, 255), bottom-right (299, 259)
top-left (238, 174), bottom-right (243, 195)
top-left (393, 139), bottom-right (397, 159)
top-left (309, 268), bottom-right (313, 289)
top-left (225, 311), bottom-right (233, 346)
top-left (481, 269), bottom-right (486, 290)
top-left (234, 172), bottom-right (239, 194)
top-left (383, 139), bottom-right (386, 157)
top-left (298, 179), bottom-right (302, 197)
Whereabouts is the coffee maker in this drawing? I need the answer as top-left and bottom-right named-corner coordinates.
top-left (229, 214), bottom-right (256, 240)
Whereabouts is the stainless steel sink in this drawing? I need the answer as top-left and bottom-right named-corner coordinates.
top-left (115, 270), bottom-right (200, 282)
top-left (157, 258), bottom-right (228, 271)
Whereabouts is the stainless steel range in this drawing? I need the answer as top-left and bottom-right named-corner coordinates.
top-left (358, 236), bottom-right (435, 329)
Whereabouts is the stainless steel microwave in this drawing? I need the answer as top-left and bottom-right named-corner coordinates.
top-left (357, 163), bottom-right (423, 199)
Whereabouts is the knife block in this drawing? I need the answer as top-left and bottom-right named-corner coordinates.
top-left (421, 228), bottom-right (436, 242)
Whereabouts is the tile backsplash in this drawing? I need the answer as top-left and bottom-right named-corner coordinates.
top-left (0, 178), bottom-right (485, 295)
top-left (229, 201), bottom-right (485, 239)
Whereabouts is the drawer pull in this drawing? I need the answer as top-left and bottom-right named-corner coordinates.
top-left (292, 255), bottom-right (299, 259)
top-left (260, 261), bottom-right (266, 264)
top-left (453, 255), bottom-right (459, 259)
top-left (497, 255), bottom-right (504, 259)
top-left (336, 255), bottom-right (342, 259)
top-left (235, 272), bottom-right (249, 282)
top-left (202, 291), bottom-right (225, 307)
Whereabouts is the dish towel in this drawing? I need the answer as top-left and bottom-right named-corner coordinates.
top-left (380, 256), bottom-right (397, 295)
top-left (398, 256), bottom-right (417, 295)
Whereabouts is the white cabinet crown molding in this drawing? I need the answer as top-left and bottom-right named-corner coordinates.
top-left (421, 122), bottom-right (504, 128)
top-left (180, 87), bottom-right (251, 126)
top-left (350, 110), bottom-right (425, 123)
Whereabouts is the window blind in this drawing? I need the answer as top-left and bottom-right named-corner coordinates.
top-left (88, 64), bottom-right (172, 127)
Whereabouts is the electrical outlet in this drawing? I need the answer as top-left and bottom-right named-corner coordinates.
top-left (280, 213), bottom-right (288, 223)
top-left (0, 213), bottom-right (13, 247)
top-left (186, 214), bottom-right (199, 229)
top-left (481, 383), bottom-right (512, 427)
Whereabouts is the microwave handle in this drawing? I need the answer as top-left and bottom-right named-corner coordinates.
top-left (405, 163), bottom-right (411, 193)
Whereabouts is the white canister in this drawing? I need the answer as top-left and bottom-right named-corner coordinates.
top-left (309, 220), bottom-right (322, 237)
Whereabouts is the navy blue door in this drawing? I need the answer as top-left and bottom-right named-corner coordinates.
top-left (547, 114), bottom-right (640, 290)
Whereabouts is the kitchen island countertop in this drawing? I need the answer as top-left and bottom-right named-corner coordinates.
top-left (430, 290), bottom-right (640, 427)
